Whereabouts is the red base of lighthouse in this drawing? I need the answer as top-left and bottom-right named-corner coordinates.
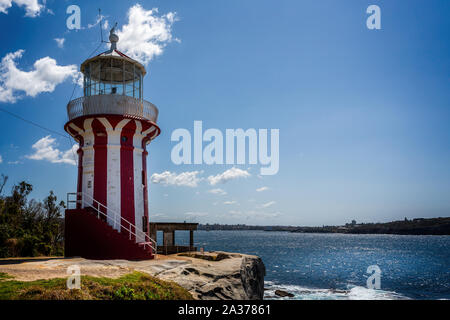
top-left (65, 209), bottom-right (154, 260)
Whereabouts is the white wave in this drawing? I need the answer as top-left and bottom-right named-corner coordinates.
top-left (264, 282), bottom-right (409, 300)
top-left (346, 286), bottom-right (408, 300)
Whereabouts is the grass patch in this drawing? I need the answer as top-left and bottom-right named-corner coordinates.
top-left (0, 272), bottom-right (193, 300)
top-left (0, 273), bottom-right (14, 281)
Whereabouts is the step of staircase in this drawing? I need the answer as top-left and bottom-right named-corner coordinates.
top-left (65, 208), bottom-right (154, 260)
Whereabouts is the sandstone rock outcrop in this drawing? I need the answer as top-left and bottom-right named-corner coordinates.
top-left (0, 251), bottom-right (266, 300)
top-left (152, 251), bottom-right (266, 300)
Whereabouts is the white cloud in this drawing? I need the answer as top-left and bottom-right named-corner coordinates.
top-left (87, 13), bottom-right (107, 29)
top-left (26, 136), bottom-right (78, 165)
top-left (0, 154), bottom-right (2, 163)
top-left (223, 200), bottom-right (237, 205)
top-left (54, 38), bottom-right (65, 48)
top-left (185, 212), bottom-right (208, 217)
top-left (150, 213), bottom-right (168, 219)
top-left (0, 0), bottom-right (43, 17)
top-left (184, 211), bottom-right (208, 222)
top-left (102, 19), bottom-right (109, 30)
top-left (228, 210), bottom-right (281, 219)
top-left (0, 50), bottom-right (80, 103)
top-left (261, 201), bottom-right (276, 208)
top-left (150, 170), bottom-right (202, 187)
top-left (207, 167), bottom-right (250, 186)
top-left (208, 188), bottom-right (227, 196)
top-left (253, 211), bottom-right (281, 219)
top-left (116, 4), bottom-right (178, 65)
top-left (256, 186), bottom-right (269, 192)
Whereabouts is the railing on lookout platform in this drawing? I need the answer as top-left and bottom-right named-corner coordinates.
top-left (66, 95), bottom-right (158, 123)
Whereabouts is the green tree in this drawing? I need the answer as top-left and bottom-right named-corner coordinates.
top-left (0, 176), bottom-right (65, 257)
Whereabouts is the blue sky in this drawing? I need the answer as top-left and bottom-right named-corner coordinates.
top-left (0, 0), bottom-right (449, 226)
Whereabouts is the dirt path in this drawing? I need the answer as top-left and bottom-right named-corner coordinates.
top-left (0, 254), bottom-right (187, 281)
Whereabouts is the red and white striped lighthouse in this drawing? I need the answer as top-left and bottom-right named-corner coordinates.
top-left (64, 27), bottom-right (160, 260)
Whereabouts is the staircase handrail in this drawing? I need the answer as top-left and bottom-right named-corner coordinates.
top-left (67, 192), bottom-right (157, 253)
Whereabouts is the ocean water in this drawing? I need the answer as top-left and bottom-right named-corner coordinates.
top-left (167, 230), bottom-right (450, 300)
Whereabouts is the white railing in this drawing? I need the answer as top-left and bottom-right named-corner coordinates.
top-left (67, 95), bottom-right (158, 123)
top-left (67, 192), bottom-right (157, 253)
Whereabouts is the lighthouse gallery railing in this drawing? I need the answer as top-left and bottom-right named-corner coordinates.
top-left (67, 95), bottom-right (159, 123)
top-left (67, 192), bottom-right (157, 254)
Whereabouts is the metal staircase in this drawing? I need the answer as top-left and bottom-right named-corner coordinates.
top-left (67, 192), bottom-right (156, 254)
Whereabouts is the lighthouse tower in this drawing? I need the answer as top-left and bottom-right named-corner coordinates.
top-left (64, 27), bottom-right (160, 260)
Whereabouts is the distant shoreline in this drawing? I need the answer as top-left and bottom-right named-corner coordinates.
top-left (198, 217), bottom-right (450, 236)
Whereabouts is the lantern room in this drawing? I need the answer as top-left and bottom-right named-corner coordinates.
top-left (81, 52), bottom-right (145, 100)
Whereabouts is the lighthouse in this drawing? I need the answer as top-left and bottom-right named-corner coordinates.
top-left (64, 27), bottom-right (160, 260)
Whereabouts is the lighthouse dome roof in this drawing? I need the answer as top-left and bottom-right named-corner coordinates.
top-left (80, 49), bottom-right (146, 77)
top-left (80, 24), bottom-right (146, 77)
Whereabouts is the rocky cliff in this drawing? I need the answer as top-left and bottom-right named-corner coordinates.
top-left (0, 251), bottom-right (266, 300)
top-left (154, 252), bottom-right (266, 300)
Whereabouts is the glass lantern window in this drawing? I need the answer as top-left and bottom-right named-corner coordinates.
top-left (83, 58), bottom-right (143, 100)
